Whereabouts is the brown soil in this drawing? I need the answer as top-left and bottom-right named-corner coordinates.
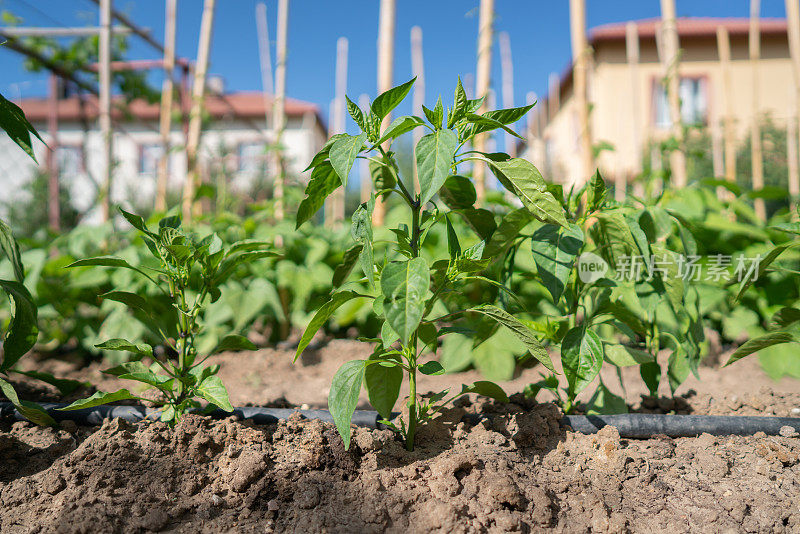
top-left (1, 397), bottom-right (799, 533)
top-left (3, 339), bottom-right (800, 532)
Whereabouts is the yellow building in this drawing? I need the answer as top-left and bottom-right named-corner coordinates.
top-left (528, 17), bottom-right (794, 190)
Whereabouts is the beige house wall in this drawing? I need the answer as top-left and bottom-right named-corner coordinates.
top-left (538, 29), bottom-right (794, 186)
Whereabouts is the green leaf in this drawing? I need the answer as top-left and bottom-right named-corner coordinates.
top-left (735, 243), bottom-right (798, 302)
top-left (439, 175), bottom-right (477, 209)
top-left (771, 307), bottom-right (800, 329)
top-left (586, 169), bottom-right (606, 211)
top-left (585, 382), bottom-right (627, 415)
top-left (296, 162), bottom-right (341, 228)
top-left (419, 361), bottom-right (445, 375)
top-left (345, 95), bottom-right (366, 130)
top-left (458, 208), bottom-right (497, 241)
top-left (667, 348), bottom-right (690, 394)
top-left (465, 113), bottom-right (524, 139)
top-left (101, 291), bottom-right (152, 315)
top-left (329, 360), bottom-right (367, 450)
top-left (0, 93), bottom-right (43, 162)
top-left (196, 374), bottom-right (233, 411)
top-left (296, 291), bottom-right (367, 360)
top-left (473, 335), bottom-right (516, 381)
top-left (604, 344), bottom-right (652, 367)
top-left (371, 77), bottom-right (416, 121)
top-left (213, 334), bottom-right (257, 353)
top-left (119, 208), bottom-right (156, 237)
top-left (304, 133), bottom-right (347, 171)
top-left (214, 250), bottom-right (278, 284)
top-left (724, 332), bottom-right (797, 367)
top-left (0, 377), bottom-right (56, 426)
top-left (417, 129), bottom-right (459, 205)
top-left (463, 380), bottom-right (508, 402)
top-left (487, 158), bottom-right (568, 227)
top-left (469, 304), bottom-right (554, 371)
top-left (381, 257), bottom-right (430, 345)
top-left (482, 103), bottom-right (535, 126)
top-left (530, 223), bottom-right (584, 304)
top-left (333, 244), bottom-right (364, 288)
top-left (374, 115), bottom-right (425, 146)
top-left (351, 199), bottom-right (375, 287)
top-left (440, 333), bottom-right (473, 373)
top-left (445, 214), bottom-right (461, 260)
top-left (0, 280), bottom-right (38, 372)
top-left (330, 132), bottom-right (367, 187)
top-left (95, 338), bottom-right (153, 358)
top-left (640, 361), bottom-right (661, 396)
top-left (66, 256), bottom-right (158, 285)
top-left (482, 208), bottom-right (532, 259)
top-left (365, 355), bottom-right (402, 420)
top-left (561, 327), bottom-right (603, 396)
top-left (0, 219), bottom-right (24, 282)
top-left (59, 389), bottom-right (138, 410)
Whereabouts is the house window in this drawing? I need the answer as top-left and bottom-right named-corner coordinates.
top-left (653, 77), bottom-right (708, 128)
top-left (56, 145), bottom-right (82, 179)
top-left (139, 144), bottom-right (164, 175)
top-left (238, 142), bottom-right (267, 173)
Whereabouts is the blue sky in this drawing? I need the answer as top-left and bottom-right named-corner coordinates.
top-left (0, 0), bottom-right (790, 129)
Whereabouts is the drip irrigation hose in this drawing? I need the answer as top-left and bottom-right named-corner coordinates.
top-left (1, 402), bottom-right (798, 437)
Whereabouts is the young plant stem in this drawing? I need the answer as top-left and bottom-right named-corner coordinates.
top-left (406, 193), bottom-right (422, 451)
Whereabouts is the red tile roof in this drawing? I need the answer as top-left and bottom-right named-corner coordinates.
top-left (590, 17), bottom-right (787, 43)
top-left (17, 91), bottom-right (321, 124)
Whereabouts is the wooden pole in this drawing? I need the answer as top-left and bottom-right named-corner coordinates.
top-left (786, 0), bottom-right (800, 214)
top-left (788, 87), bottom-right (799, 215)
top-left (373, 0), bottom-right (395, 225)
top-left (155, 0), bottom-right (177, 213)
top-left (327, 36), bottom-right (348, 226)
top-left (717, 26), bottom-right (737, 189)
top-left (499, 31), bottom-right (516, 158)
top-left (473, 0), bottom-right (494, 205)
top-left (410, 25), bottom-right (424, 194)
top-left (548, 72), bottom-right (559, 122)
top-left (569, 0), bottom-right (593, 186)
top-left (359, 93), bottom-right (371, 204)
top-left (47, 73), bottom-right (60, 231)
top-left (182, 0), bottom-right (216, 223)
top-left (99, 0), bottom-right (113, 222)
top-left (256, 2), bottom-right (274, 119)
top-left (749, 0), bottom-right (766, 219)
top-left (626, 22), bottom-right (642, 194)
top-left (525, 91), bottom-right (540, 166)
top-left (659, 0), bottom-right (688, 188)
top-left (272, 0), bottom-right (289, 222)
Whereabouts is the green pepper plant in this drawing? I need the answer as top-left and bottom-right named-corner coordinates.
top-left (521, 171), bottom-right (705, 413)
top-left (61, 209), bottom-right (274, 422)
top-left (295, 77), bottom-right (567, 451)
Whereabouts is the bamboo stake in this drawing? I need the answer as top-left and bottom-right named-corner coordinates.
top-left (410, 25), bottom-right (424, 194)
top-left (659, 0), bottom-right (688, 188)
top-left (786, 0), bottom-right (800, 214)
top-left (499, 31), bottom-right (516, 157)
top-left (272, 0), bottom-right (289, 222)
top-left (155, 0), bottom-right (177, 212)
top-left (548, 72), bottom-right (559, 122)
top-left (326, 36), bottom-right (348, 226)
top-left (525, 91), bottom-right (539, 166)
top-left (788, 87), bottom-right (799, 215)
top-left (99, 0), bottom-right (112, 222)
top-left (359, 93), bottom-right (371, 204)
top-left (473, 0), bottom-right (494, 205)
top-left (749, 0), bottom-right (766, 219)
top-left (182, 0), bottom-right (216, 223)
top-left (626, 22), bottom-right (642, 194)
top-left (256, 2), bottom-right (274, 120)
top-left (717, 26), bottom-right (737, 190)
top-left (46, 74), bottom-right (60, 231)
top-left (569, 0), bottom-right (593, 186)
top-left (373, 0), bottom-right (395, 226)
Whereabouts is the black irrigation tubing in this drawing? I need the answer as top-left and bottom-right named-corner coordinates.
top-left (1, 402), bottom-right (799, 438)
